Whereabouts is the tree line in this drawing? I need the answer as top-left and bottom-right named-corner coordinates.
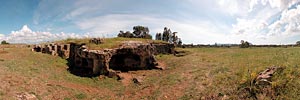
top-left (117, 26), bottom-right (152, 39)
top-left (155, 27), bottom-right (182, 46)
top-left (118, 26), bottom-right (182, 46)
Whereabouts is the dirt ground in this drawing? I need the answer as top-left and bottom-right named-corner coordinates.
top-left (0, 45), bottom-right (198, 100)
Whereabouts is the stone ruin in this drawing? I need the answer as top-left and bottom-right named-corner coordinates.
top-left (32, 43), bottom-right (70, 58)
top-left (238, 66), bottom-right (283, 99)
top-left (89, 38), bottom-right (104, 45)
top-left (255, 66), bottom-right (281, 85)
top-left (32, 40), bottom-right (175, 77)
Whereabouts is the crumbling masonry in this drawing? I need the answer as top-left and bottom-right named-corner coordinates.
top-left (32, 41), bottom-right (174, 76)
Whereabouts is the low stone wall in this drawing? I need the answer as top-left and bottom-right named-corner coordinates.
top-left (32, 43), bottom-right (70, 58)
top-left (153, 43), bottom-right (175, 55)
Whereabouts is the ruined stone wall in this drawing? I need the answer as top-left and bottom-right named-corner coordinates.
top-left (68, 42), bottom-right (161, 75)
top-left (153, 43), bottom-right (175, 54)
top-left (32, 43), bottom-right (70, 58)
top-left (68, 43), bottom-right (112, 75)
top-left (33, 41), bottom-right (175, 76)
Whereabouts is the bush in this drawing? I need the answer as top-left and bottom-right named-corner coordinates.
top-left (118, 26), bottom-right (152, 39)
top-left (296, 41), bottom-right (300, 46)
top-left (1, 40), bottom-right (9, 45)
top-left (240, 40), bottom-right (250, 48)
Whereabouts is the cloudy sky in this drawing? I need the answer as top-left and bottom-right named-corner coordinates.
top-left (0, 0), bottom-right (300, 44)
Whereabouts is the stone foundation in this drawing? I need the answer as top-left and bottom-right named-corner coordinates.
top-left (32, 43), bottom-right (70, 58)
top-left (32, 40), bottom-right (174, 76)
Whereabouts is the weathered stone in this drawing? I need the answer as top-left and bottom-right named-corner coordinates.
top-left (89, 38), bottom-right (104, 45)
top-left (255, 66), bottom-right (279, 85)
top-left (132, 77), bottom-right (143, 84)
top-left (32, 43), bottom-right (70, 58)
top-left (32, 45), bottom-right (41, 52)
top-left (153, 43), bottom-right (175, 54)
top-left (16, 92), bottom-right (37, 100)
top-left (33, 40), bottom-right (175, 76)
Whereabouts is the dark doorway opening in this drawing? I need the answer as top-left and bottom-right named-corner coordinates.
top-left (109, 54), bottom-right (141, 72)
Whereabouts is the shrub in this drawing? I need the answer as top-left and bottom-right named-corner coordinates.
top-left (240, 40), bottom-right (251, 48)
top-left (1, 40), bottom-right (9, 45)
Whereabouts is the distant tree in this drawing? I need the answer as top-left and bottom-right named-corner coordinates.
top-left (240, 40), bottom-right (251, 48)
top-left (178, 38), bottom-right (182, 46)
top-left (133, 26), bottom-right (150, 38)
top-left (155, 33), bottom-right (162, 40)
top-left (156, 27), bottom-right (182, 46)
top-left (296, 41), bottom-right (300, 46)
top-left (1, 40), bottom-right (9, 45)
top-left (171, 32), bottom-right (178, 44)
top-left (118, 26), bottom-right (152, 39)
top-left (124, 31), bottom-right (134, 38)
top-left (118, 31), bottom-right (133, 38)
top-left (117, 31), bottom-right (125, 37)
top-left (162, 27), bottom-right (171, 42)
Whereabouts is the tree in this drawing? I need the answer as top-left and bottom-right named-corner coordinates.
top-left (1, 40), bottom-right (9, 45)
top-left (162, 27), bottom-right (171, 42)
top-left (118, 26), bottom-right (152, 39)
top-left (133, 26), bottom-right (150, 38)
top-left (118, 31), bottom-right (134, 38)
top-left (296, 41), bottom-right (300, 46)
top-left (156, 27), bottom-right (182, 46)
top-left (118, 31), bottom-right (125, 37)
top-left (171, 32), bottom-right (178, 44)
top-left (240, 40), bottom-right (250, 48)
top-left (178, 38), bottom-right (182, 46)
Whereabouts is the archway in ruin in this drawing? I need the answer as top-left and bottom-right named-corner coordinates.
top-left (109, 54), bottom-right (141, 72)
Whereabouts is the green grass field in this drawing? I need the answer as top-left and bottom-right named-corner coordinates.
top-left (0, 45), bottom-right (300, 99)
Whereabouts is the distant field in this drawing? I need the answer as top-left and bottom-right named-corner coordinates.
top-left (0, 46), bottom-right (300, 99)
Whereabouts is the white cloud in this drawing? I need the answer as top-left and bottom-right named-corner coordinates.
top-left (249, 0), bottom-right (299, 11)
top-left (1, 25), bottom-right (87, 44)
top-left (269, 5), bottom-right (300, 35)
top-left (31, 0), bottom-right (241, 44)
top-left (74, 14), bottom-right (232, 44)
top-left (189, 0), bottom-right (251, 17)
top-left (230, 0), bottom-right (300, 44)
top-left (30, 0), bottom-right (300, 44)
top-left (217, 0), bottom-right (251, 16)
top-left (0, 34), bottom-right (4, 41)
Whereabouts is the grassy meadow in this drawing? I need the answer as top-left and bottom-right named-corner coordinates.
top-left (0, 45), bottom-right (300, 99)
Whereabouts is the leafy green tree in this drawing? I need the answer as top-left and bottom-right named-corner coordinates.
top-left (1, 40), bottom-right (9, 45)
top-left (133, 26), bottom-right (150, 38)
top-left (118, 26), bottom-right (152, 39)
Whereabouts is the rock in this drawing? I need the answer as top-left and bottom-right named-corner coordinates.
top-left (255, 66), bottom-right (278, 85)
top-left (89, 38), bottom-right (104, 45)
top-left (16, 92), bottom-right (37, 100)
top-left (132, 77), bottom-right (142, 84)
top-left (107, 71), bottom-right (119, 78)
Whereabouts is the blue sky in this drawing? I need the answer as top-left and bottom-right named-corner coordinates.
top-left (0, 0), bottom-right (300, 44)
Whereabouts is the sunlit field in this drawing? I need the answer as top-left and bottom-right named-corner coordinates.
top-left (1, 45), bottom-right (300, 99)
